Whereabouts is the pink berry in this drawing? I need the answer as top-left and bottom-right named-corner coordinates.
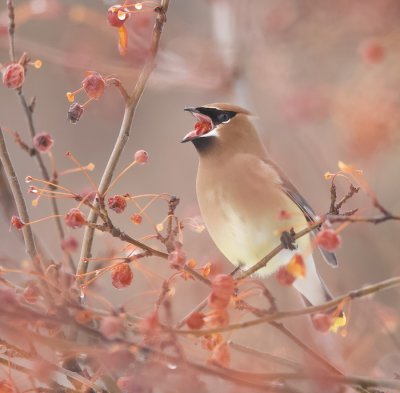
top-left (108, 195), bottom-right (127, 214)
top-left (82, 72), bottom-right (105, 100)
top-left (61, 236), bottom-right (79, 253)
top-left (276, 266), bottom-right (296, 286)
top-left (316, 229), bottom-right (341, 251)
top-left (2, 63), bottom-right (24, 89)
top-left (65, 208), bottom-right (86, 228)
top-left (107, 5), bottom-right (129, 28)
top-left (186, 312), bottom-right (205, 330)
top-left (134, 150), bottom-right (149, 164)
top-left (10, 215), bottom-right (24, 229)
top-left (311, 313), bottom-right (332, 332)
top-left (111, 263), bottom-right (133, 289)
top-left (33, 132), bottom-right (54, 153)
top-left (131, 214), bottom-right (142, 225)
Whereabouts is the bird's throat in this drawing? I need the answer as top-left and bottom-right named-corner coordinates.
top-left (192, 136), bottom-right (216, 154)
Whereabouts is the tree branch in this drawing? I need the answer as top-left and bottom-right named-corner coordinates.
top-left (78, 0), bottom-right (170, 287)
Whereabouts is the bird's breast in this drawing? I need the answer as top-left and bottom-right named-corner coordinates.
top-left (196, 157), bottom-right (309, 276)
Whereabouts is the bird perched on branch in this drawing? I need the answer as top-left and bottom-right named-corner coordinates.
top-left (182, 103), bottom-right (339, 311)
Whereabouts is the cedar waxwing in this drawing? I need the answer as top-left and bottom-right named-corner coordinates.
top-left (182, 103), bottom-right (338, 307)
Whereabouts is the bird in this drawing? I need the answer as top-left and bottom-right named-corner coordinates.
top-left (182, 103), bottom-right (338, 308)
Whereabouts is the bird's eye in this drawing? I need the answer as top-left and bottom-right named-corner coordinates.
top-left (217, 112), bottom-right (230, 123)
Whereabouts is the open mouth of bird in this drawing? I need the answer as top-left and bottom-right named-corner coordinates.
top-left (182, 111), bottom-right (214, 143)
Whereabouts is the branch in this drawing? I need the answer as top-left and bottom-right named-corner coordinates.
top-left (175, 275), bottom-right (400, 336)
top-left (6, 0), bottom-right (75, 272)
top-left (0, 127), bottom-right (41, 274)
top-left (78, 0), bottom-right (170, 285)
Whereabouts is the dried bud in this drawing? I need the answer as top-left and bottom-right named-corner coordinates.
top-left (61, 236), bottom-right (79, 253)
top-left (108, 195), bottom-right (127, 214)
top-left (201, 333), bottom-right (223, 351)
top-left (22, 282), bottom-right (40, 304)
top-left (286, 254), bottom-right (305, 278)
top-left (65, 208), bottom-right (86, 228)
top-left (186, 312), bottom-right (205, 330)
top-left (10, 215), bottom-right (25, 229)
top-left (111, 263), bottom-right (133, 289)
top-left (100, 316), bottom-right (123, 339)
top-left (107, 5), bottom-right (129, 28)
top-left (311, 313), bottom-right (332, 333)
top-left (131, 214), bottom-right (142, 224)
top-left (134, 149), bottom-right (149, 164)
top-left (276, 266), bottom-right (296, 286)
top-left (82, 72), bottom-right (105, 100)
top-left (68, 103), bottom-right (84, 124)
top-left (33, 132), bottom-right (54, 153)
top-left (2, 63), bottom-right (25, 89)
top-left (209, 342), bottom-right (230, 368)
top-left (316, 229), bottom-right (341, 251)
top-left (168, 242), bottom-right (186, 270)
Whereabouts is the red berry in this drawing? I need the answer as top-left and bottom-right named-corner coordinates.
top-left (107, 5), bottom-right (129, 28)
top-left (134, 149), bottom-right (149, 164)
top-left (2, 63), bottom-right (24, 89)
top-left (108, 195), bottom-right (127, 214)
top-left (33, 132), bottom-right (54, 153)
top-left (186, 312), bottom-right (205, 330)
top-left (316, 229), bottom-right (341, 251)
top-left (82, 72), bottom-right (105, 100)
top-left (10, 215), bottom-right (25, 229)
top-left (311, 313), bottom-right (332, 332)
top-left (131, 214), bottom-right (142, 224)
top-left (276, 266), bottom-right (296, 286)
top-left (111, 263), bottom-right (133, 288)
top-left (68, 103), bottom-right (84, 124)
top-left (65, 208), bottom-right (86, 228)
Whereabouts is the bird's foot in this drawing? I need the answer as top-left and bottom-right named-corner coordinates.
top-left (280, 228), bottom-right (297, 250)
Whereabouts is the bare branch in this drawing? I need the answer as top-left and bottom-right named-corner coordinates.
top-left (78, 0), bottom-right (170, 287)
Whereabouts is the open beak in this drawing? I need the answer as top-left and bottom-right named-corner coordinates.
top-left (182, 107), bottom-right (214, 143)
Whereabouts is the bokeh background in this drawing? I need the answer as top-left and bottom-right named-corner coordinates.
top-left (1, 0), bottom-right (400, 389)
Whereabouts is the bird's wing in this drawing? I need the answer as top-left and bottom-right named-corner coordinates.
top-left (264, 158), bottom-right (338, 267)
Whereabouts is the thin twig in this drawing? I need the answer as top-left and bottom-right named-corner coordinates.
top-left (78, 0), bottom-right (170, 286)
top-left (175, 275), bottom-right (400, 336)
top-left (6, 0), bottom-right (75, 272)
top-left (7, 0), bottom-right (16, 62)
top-left (0, 127), bottom-right (41, 275)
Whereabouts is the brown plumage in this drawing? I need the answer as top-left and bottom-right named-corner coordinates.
top-left (183, 103), bottom-right (337, 306)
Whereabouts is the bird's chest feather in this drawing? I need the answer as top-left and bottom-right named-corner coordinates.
top-left (197, 161), bottom-right (307, 271)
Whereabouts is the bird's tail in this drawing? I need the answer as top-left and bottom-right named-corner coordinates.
top-left (292, 255), bottom-right (346, 332)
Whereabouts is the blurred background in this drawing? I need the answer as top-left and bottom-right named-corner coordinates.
top-left (1, 0), bottom-right (400, 388)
